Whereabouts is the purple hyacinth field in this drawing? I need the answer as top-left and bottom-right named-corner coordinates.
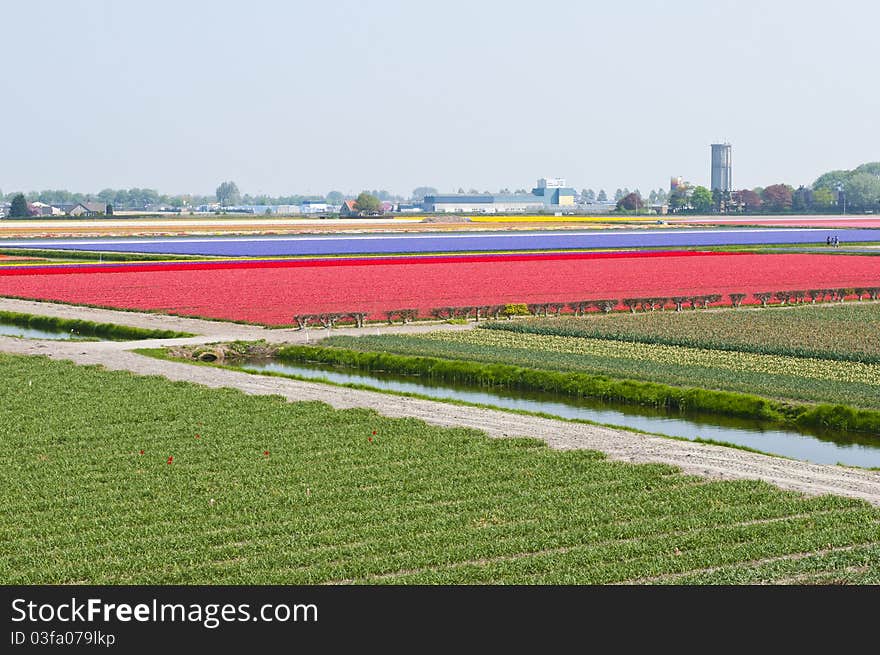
top-left (2, 227), bottom-right (879, 256)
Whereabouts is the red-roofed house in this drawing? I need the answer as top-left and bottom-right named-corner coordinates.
top-left (340, 200), bottom-right (359, 217)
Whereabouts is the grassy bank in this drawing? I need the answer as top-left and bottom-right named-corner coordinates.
top-left (0, 248), bottom-right (210, 263)
top-left (0, 310), bottom-right (194, 340)
top-left (2, 352), bottom-right (878, 584)
top-left (277, 343), bottom-right (880, 435)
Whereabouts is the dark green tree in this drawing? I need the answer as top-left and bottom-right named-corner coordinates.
top-left (597, 189), bottom-right (607, 201)
top-left (9, 193), bottom-right (29, 218)
top-left (325, 191), bottom-right (344, 204)
top-left (792, 186), bottom-right (813, 211)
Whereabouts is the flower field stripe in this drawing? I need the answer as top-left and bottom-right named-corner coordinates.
top-left (2, 226), bottom-right (879, 256)
top-left (485, 303), bottom-right (880, 365)
top-left (0, 252), bottom-right (877, 326)
top-left (0, 249), bottom-right (741, 276)
top-left (409, 330), bottom-right (880, 387)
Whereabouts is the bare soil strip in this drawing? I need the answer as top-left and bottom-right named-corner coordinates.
top-left (1, 297), bottom-right (878, 505)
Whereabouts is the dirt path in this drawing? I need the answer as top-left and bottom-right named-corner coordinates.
top-left (2, 298), bottom-right (879, 505)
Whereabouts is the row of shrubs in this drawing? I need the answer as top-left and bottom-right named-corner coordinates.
top-left (292, 286), bottom-right (880, 328)
top-left (293, 312), bottom-right (369, 329)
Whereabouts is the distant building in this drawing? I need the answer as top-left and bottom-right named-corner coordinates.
top-left (710, 143), bottom-right (732, 192)
top-left (531, 185), bottom-right (577, 207)
top-left (56, 202), bottom-right (105, 216)
top-left (423, 193), bottom-right (544, 214)
top-left (29, 201), bottom-right (55, 216)
top-left (340, 200), bottom-right (359, 217)
top-left (423, 178), bottom-right (576, 213)
top-left (299, 201), bottom-right (326, 215)
top-left (537, 177), bottom-right (566, 189)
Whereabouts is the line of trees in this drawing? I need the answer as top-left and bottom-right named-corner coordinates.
top-left (663, 161), bottom-right (880, 215)
top-left (1, 184), bottom-right (347, 211)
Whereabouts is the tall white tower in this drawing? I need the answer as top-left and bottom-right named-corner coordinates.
top-left (710, 143), bottom-right (732, 192)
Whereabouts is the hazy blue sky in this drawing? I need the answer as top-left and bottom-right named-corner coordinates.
top-left (3, 0), bottom-right (878, 197)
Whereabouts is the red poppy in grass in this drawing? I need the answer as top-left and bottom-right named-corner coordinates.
top-left (263, 450), bottom-right (270, 457)
top-left (195, 434), bottom-right (200, 439)
top-left (167, 456), bottom-right (173, 464)
top-left (139, 450), bottom-right (145, 455)
top-left (368, 437), bottom-right (373, 443)
top-left (372, 430), bottom-right (377, 435)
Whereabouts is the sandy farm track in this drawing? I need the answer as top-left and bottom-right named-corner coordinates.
top-left (1, 297), bottom-right (879, 505)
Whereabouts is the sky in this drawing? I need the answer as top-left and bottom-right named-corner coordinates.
top-left (2, 0), bottom-right (878, 198)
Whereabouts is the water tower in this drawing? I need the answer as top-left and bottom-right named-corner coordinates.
top-left (710, 143), bottom-right (732, 192)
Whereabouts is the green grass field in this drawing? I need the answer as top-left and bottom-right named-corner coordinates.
top-left (323, 329), bottom-right (880, 411)
top-left (483, 302), bottom-right (880, 364)
top-left (2, 352), bottom-right (878, 584)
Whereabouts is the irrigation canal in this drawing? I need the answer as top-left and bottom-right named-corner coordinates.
top-left (241, 359), bottom-right (880, 469)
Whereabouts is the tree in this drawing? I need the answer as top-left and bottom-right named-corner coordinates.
top-left (813, 169), bottom-right (851, 192)
top-left (853, 162), bottom-right (880, 177)
top-left (792, 186), bottom-right (813, 212)
top-left (812, 187), bottom-right (835, 208)
top-left (761, 184), bottom-right (793, 212)
top-left (614, 188), bottom-right (624, 201)
top-left (597, 189), bottom-right (607, 202)
top-left (96, 188), bottom-right (116, 204)
top-left (8, 193), bottom-right (29, 218)
top-left (355, 191), bottom-right (381, 214)
top-left (325, 191), bottom-right (344, 204)
top-left (668, 186), bottom-right (690, 211)
top-left (732, 189), bottom-right (762, 212)
top-left (616, 192), bottom-right (643, 211)
top-left (581, 188), bottom-right (596, 202)
top-left (105, 203), bottom-right (114, 216)
top-left (216, 181), bottom-right (241, 206)
top-left (690, 186), bottom-right (713, 213)
top-left (411, 187), bottom-right (438, 201)
top-left (842, 172), bottom-right (880, 209)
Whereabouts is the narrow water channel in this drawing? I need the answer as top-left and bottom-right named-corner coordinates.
top-left (240, 359), bottom-right (880, 468)
top-left (0, 323), bottom-right (93, 340)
